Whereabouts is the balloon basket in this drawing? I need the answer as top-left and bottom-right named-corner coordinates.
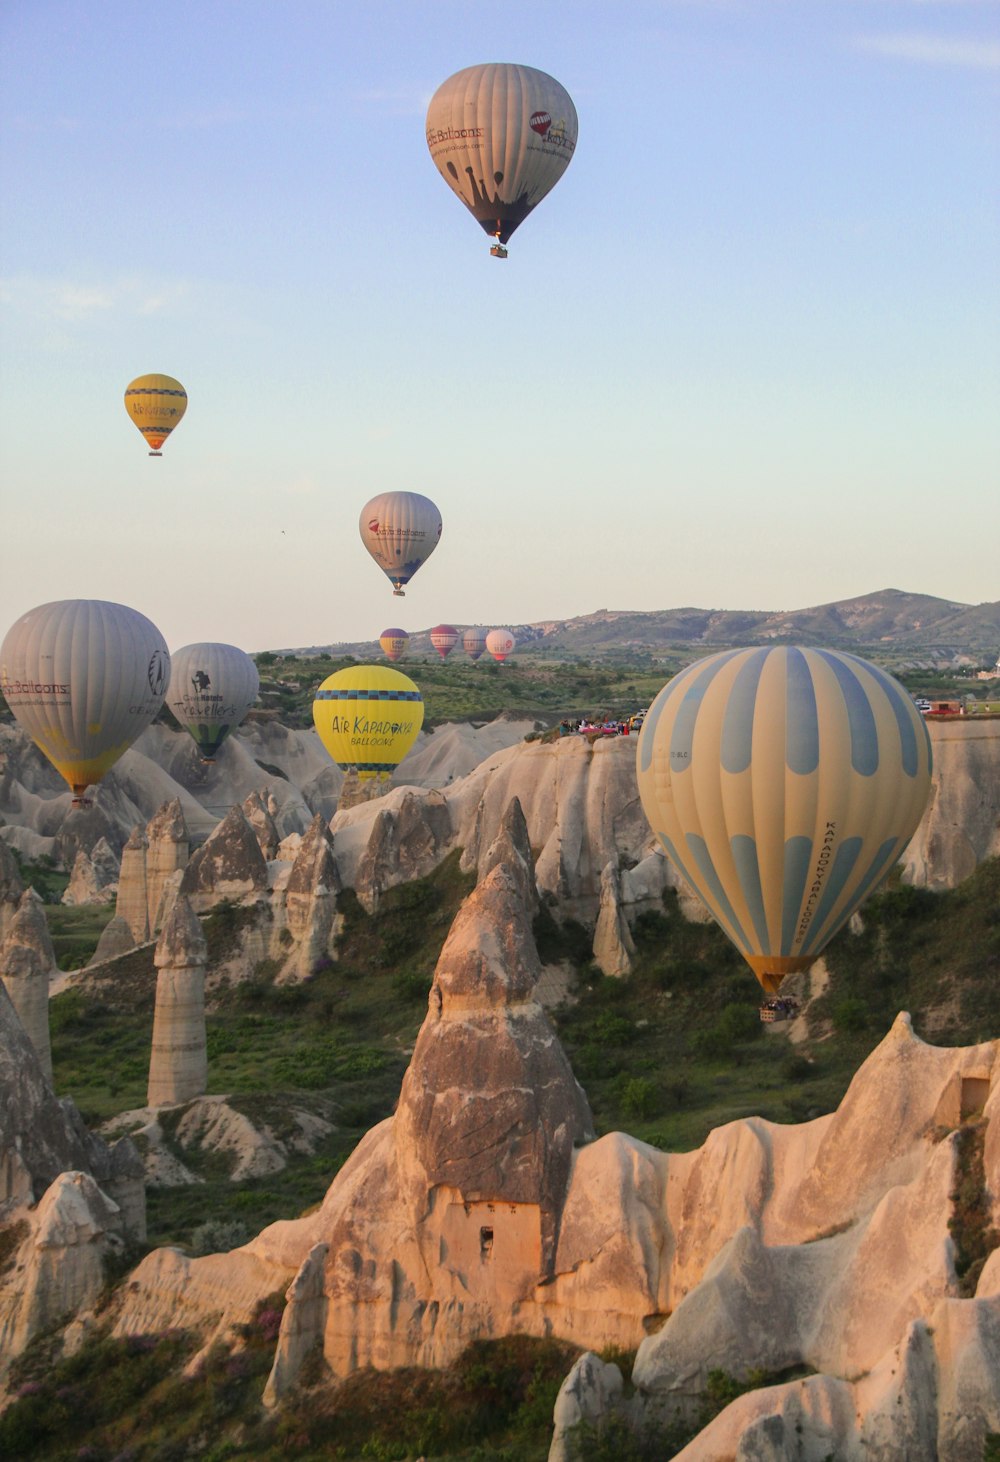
top-left (393, 589), bottom-right (405, 597)
top-left (490, 244), bottom-right (508, 259)
top-left (149, 451), bottom-right (162, 457)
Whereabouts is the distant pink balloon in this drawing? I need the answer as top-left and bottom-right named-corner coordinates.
top-left (430, 624), bottom-right (459, 659)
top-left (486, 628), bottom-right (515, 663)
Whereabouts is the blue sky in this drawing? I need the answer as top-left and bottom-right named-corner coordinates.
top-left (1, 0), bottom-right (997, 652)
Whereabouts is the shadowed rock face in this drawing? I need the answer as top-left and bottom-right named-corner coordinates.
top-left (278, 815), bottom-right (342, 981)
top-left (396, 862), bottom-right (594, 1274)
top-left (179, 805), bottom-right (267, 910)
top-left (0, 839), bottom-right (25, 942)
top-left (354, 791), bottom-right (451, 911)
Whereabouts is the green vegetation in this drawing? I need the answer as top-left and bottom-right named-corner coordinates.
top-left (252, 652), bottom-right (673, 729)
top-left (45, 901), bottom-right (116, 970)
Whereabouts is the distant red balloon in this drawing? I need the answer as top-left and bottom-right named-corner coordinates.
top-left (430, 624), bottom-right (459, 659)
top-left (486, 628), bottom-right (515, 663)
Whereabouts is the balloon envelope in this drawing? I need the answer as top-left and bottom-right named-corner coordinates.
top-left (462, 628), bottom-right (487, 661)
top-left (0, 599), bottom-right (170, 798)
top-left (430, 624), bottom-right (459, 659)
top-left (635, 647), bottom-right (932, 993)
top-left (486, 629), bottom-right (515, 663)
top-left (124, 374), bottom-right (187, 454)
top-left (379, 628), bottom-right (410, 663)
top-left (426, 63), bottom-right (578, 247)
top-left (313, 665), bottom-right (424, 780)
top-left (166, 643), bottom-right (259, 761)
top-left (359, 492), bottom-right (442, 596)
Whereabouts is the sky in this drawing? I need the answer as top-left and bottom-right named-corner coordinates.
top-left (1, 0), bottom-right (998, 654)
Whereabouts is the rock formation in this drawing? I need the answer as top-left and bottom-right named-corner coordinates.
top-left (62, 836), bottom-right (120, 906)
top-left (147, 895), bottom-right (208, 1107)
top-left (88, 913), bottom-right (138, 965)
top-left (276, 813), bottom-right (341, 981)
top-left (903, 718), bottom-right (1000, 889)
top-left (179, 805), bottom-right (267, 913)
top-left (592, 859), bottom-right (636, 977)
top-left (0, 889), bottom-right (57, 1080)
top-left (476, 795), bottom-right (537, 910)
top-left (145, 797), bottom-right (189, 931)
top-left (116, 825), bottom-right (150, 941)
top-left (243, 788), bottom-right (281, 861)
top-left (0, 837), bottom-right (25, 943)
top-left (353, 790), bottom-right (451, 912)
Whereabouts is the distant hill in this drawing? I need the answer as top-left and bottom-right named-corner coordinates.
top-left (283, 589), bottom-right (1000, 666)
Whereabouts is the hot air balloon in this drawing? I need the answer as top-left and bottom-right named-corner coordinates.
top-left (426, 63), bottom-right (578, 257)
top-left (166, 643), bottom-right (260, 762)
top-left (359, 492), bottom-right (442, 596)
top-left (313, 665), bottom-right (424, 780)
top-left (635, 647), bottom-right (932, 996)
top-left (124, 374), bottom-right (187, 456)
top-left (430, 624), bottom-right (459, 660)
top-left (0, 599), bottom-right (170, 802)
top-left (486, 628), bottom-right (515, 663)
top-left (462, 627), bottom-right (487, 662)
top-left (379, 628), bottom-right (410, 663)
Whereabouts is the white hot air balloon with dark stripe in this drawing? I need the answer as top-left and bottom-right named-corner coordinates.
top-left (636, 647), bottom-right (932, 994)
top-left (0, 599), bottom-right (170, 802)
top-left (166, 643), bottom-right (260, 762)
top-left (426, 63), bottom-right (578, 256)
top-left (359, 491), bottom-right (443, 596)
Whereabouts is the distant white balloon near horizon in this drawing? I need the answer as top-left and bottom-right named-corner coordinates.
top-left (166, 642), bottom-right (260, 762)
top-left (486, 628), bottom-right (516, 663)
top-left (426, 62), bottom-right (578, 256)
top-left (0, 598), bottom-right (170, 801)
top-left (359, 491), bottom-right (443, 596)
top-left (462, 627), bottom-right (487, 661)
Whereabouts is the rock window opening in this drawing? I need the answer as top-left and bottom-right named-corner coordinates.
top-left (480, 1226), bottom-right (494, 1258)
top-left (961, 1077), bottom-right (990, 1120)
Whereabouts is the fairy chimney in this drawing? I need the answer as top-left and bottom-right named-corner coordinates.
top-left (0, 890), bottom-right (55, 1083)
top-left (146, 798), bottom-right (189, 934)
top-left (116, 826), bottom-right (149, 942)
top-left (147, 894), bottom-right (208, 1107)
top-left (179, 805), bottom-right (267, 913)
top-left (281, 814), bottom-right (341, 980)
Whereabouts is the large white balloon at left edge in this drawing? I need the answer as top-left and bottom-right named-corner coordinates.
top-left (0, 599), bottom-right (170, 802)
top-left (426, 62), bottom-right (578, 257)
top-left (166, 643), bottom-right (260, 762)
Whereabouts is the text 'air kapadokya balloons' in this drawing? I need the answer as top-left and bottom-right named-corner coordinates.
top-left (0, 599), bottom-right (170, 801)
top-left (486, 628), bottom-right (515, 663)
top-left (462, 627), bottom-right (487, 661)
top-left (124, 374), bottom-right (187, 456)
top-left (636, 647), bottom-right (932, 994)
top-left (166, 643), bottom-right (260, 762)
top-left (430, 625), bottom-right (459, 659)
top-left (359, 492), bottom-right (442, 596)
top-left (379, 628), bottom-right (410, 663)
top-left (313, 665), bottom-right (424, 781)
top-left (426, 63), bottom-right (578, 257)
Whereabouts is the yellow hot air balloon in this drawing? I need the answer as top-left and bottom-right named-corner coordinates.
top-left (426, 63), bottom-right (578, 257)
top-left (313, 665), bottom-right (424, 781)
top-left (379, 628), bottom-right (410, 663)
top-left (0, 599), bottom-right (170, 802)
top-left (636, 647), bottom-right (932, 994)
top-left (124, 374), bottom-right (188, 456)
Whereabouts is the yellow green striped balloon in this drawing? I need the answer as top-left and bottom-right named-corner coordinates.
top-left (636, 647), bottom-right (932, 993)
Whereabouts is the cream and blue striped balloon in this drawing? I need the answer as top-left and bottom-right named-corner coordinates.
top-left (636, 647), bottom-right (932, 993)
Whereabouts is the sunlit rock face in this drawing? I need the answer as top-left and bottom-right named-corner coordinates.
top-left (179, 805), bottom-right (267, 912)
top-left (274, 813), bottom-right (341, 982)
top-left (62, 837), bottom-right (120, 906)
top-left (146, 797), bottom-right (189, 932)
top-left (147, 894), bottom-right (208, 1107)
top-left (902, 718), bottom-right (1000, 889)
top-left (243, 789), bottom-right (281, 862)
top-left (353, 790), bottom-right (451, 912)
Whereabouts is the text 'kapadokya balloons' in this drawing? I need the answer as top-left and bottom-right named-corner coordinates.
top-left (0, 599), bottom-right (170, 801)
top-left (430, 625), bottom-right (459, 659)
top-left (426, 62), bottom-right (578, 256)
top-left (379, 628), bottom-right (409, 663)
top-left (313, 666), bottom-right (424, 781)
top-left (124, 374), bottom-right (187, 456)
top-left (359, 492), bottom-right (442, 596)
top-left (166, 643), bottom-right (260, 762)
top-left (462, 627), bottom-right (487, 662)
top-left (486, 628), bottom-right (515, 663)
top-left (635, 647), bottom-right (932, 994)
